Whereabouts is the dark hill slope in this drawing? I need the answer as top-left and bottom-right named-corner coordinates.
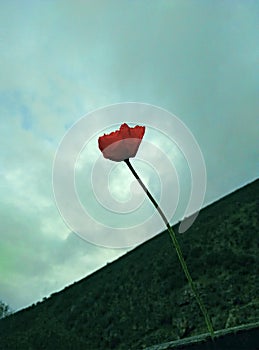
top-left (0, 179), bottom-right (258, 349)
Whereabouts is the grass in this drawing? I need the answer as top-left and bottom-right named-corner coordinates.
top-left (0, 179), bottom-right (258, 349)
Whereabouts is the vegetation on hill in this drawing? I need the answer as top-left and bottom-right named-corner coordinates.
top-left (0, 300), bottom-right (12, 319)
top-left (0, 179), bottom-right (258, 349)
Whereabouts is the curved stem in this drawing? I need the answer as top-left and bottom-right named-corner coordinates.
top-left (124, 159), bottom-right (214, 339)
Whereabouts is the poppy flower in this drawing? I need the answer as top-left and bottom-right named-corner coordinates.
top-left (97, 122), bottom-right (214, 338)
top-left (98, 123), bottom-right (145, 162)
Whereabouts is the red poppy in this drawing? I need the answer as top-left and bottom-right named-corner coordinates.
top-left (98, 123), bottom-right (145, 161)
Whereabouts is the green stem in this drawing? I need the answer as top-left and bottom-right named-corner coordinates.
top-left (124, 159), bottom-right (214, 339)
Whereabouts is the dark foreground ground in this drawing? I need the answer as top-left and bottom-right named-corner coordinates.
top-left (0, 179), bottom-right (258, 349)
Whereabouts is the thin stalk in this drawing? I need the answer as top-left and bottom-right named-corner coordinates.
top-left (124, 158), bottom-right (214, 339)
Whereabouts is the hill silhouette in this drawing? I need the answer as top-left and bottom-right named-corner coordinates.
top-left (0, 179), bottom-right (258, 349)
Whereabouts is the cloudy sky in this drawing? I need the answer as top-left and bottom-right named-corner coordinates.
top-left (1, 0), bottom-right (258, 311)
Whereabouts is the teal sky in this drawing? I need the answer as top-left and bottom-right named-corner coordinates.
top-left (1, 0), bottom-right (258, 311)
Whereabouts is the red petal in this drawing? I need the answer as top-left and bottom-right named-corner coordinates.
top-left (98, 123), bottom-right (145, 161)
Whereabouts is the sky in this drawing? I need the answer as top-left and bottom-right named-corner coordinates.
top-left (1, 0), bottom-right (258, 311)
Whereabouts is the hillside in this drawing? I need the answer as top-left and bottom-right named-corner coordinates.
top-left (0, 179), bottom-right (258, 349)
